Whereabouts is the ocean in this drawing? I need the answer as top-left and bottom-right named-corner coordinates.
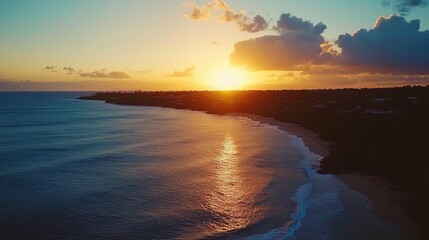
top-left (0, 92), bottom-right (350, 239)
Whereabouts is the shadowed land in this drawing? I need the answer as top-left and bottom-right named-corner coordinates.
top-left (79, 85), bottom-right (429, 237)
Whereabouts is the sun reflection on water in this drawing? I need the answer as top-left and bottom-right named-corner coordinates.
top-left (204, 135), bottom-right (260, 234)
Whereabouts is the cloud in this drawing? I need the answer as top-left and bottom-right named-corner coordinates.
top-left (184, 0), bottom-right (268, 33)
top-left (41, 67), bottom-right (131, 78)
top-left (230, 13), bottom-right (331, 71)
top-left (382, 0), bottom-right (427, 15)
top-left (230, 13), bottom-right (429, 77)
top-left (63, 66), bottom-right (74, 75)
top-left (44, 66), bottom-right (56, 70)
top-left (80, 71), bottom-right (130, 79)
top-left (183, 0), bottom-right (219, 20)
top-left (222, 10), bottom-right (268, 33)
top-left (277, 72), bottom-right (296, 81)
top-left (167, 66), bottom-right (195, 77)
top-left (0, 79), bottom-right (200, 91)
top-left (0, 79), bottom-right (139, 91)
top-left (184, 0), bottom-right (232, 20)
top-left (280, 72), bottom-right (295, 78)
top-left (336, 15), bottom-right (429, 74)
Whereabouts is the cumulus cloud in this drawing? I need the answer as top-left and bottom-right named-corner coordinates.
top-left (382, 0), bottom-right (427, 15)
top-left (336, 15), bottom-right (429, 74)
top-left (184, 0), bottom-right (268, 33)
top-left (44, 66), bottom-right (56, 70)
top-left (230, 13), bottom-right (331, 70)
top-left (80, 71), bottom-right (130, 79)
top-left (230, 13), bottom-right (429, 77)
top-left (167, 66), bottom-right (195, 77)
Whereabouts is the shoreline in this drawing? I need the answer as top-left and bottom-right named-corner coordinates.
top-left (230, 113), bottom-right (421, 239)
top-left (229, 113), bottom-right (330, 158)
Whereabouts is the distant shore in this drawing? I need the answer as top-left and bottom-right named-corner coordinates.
top-left (231, 113), bottom-right (421, 239)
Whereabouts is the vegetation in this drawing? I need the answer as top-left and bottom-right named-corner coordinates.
top-left (79, 85), bottom-right (429, 232)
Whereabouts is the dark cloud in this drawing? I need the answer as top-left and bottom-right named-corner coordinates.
top-left (44, 66), bottom-right (56, 70)
top-left (222, 10), bottom-right (268, 33)
top-left (184, 0), bottom-right (268, 33)
top-left (382, 0), bottom-right (427, 15)
top-left (63, 67), bottom-right (74, 72)
top-left (80, 71), bottom-right (130, 79)
top-left (63, 66), bottom-right (74, 75)
top-left (230, 13), bottom-right (429, 77)
top-left (230, 13), bottom-right (330, 71)
top-left (240, 15), bottom-right (268, 33)
top-left (167, 66), bottom-right (195, 77)
top-left (336, 15), bottom-right (429, 74)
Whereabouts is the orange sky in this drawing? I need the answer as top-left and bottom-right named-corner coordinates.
top-left (1, 0), bottom-right (429, 91)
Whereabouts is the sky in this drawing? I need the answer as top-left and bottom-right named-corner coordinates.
top-left (1, 0), bottom-right (429, 91)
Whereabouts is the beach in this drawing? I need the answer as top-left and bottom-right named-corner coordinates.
top-left (231, 113), bottom-right (422, 239)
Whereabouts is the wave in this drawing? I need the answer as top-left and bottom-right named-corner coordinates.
top-left (245, 124), bottom-right (345, 240)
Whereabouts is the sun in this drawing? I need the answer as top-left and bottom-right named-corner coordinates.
top-left (209, 67), bottom-right (248, 90)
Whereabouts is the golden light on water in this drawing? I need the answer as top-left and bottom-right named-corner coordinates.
top-left (204, 135), bottom-right (258, 233)
top-left (216, 135), bottom-right (239, 202)
top-left (209, 67), bottom-right (248, 90)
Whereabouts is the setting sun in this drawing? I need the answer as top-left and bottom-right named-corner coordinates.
top-left (209, 67), bottom-right (248, 90)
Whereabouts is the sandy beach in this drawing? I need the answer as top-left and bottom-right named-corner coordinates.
top-left (231, 113), bottom-right (422, 239)
top-left (230, 113), bottom-right (330, 158)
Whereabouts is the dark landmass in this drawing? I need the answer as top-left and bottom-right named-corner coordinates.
top-left (79, 85), bottom-right (429, 235)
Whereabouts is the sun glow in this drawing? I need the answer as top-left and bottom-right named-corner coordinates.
top-left (209, 67), bottom-right (248, 90)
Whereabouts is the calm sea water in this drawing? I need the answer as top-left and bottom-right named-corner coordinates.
top-left (0, 92), bottom-right (347, 239)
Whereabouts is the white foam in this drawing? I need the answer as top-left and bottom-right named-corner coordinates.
top-left (239, 117), bottom-right (347, 240)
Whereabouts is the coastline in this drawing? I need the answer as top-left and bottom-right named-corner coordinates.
top-left (230, 113), bottom-right (330, 158)
top-left (230, 113), bottom-right (421, 239)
